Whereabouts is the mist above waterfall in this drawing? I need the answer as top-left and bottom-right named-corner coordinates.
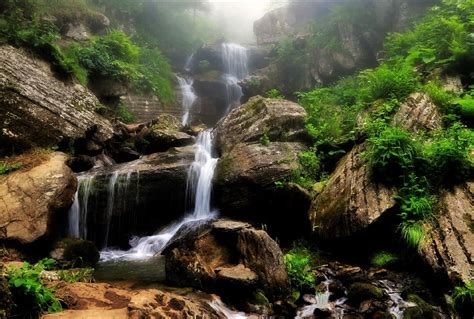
top-left (207, 0), bottom-right (287, 43)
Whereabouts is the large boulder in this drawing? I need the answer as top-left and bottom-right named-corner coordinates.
top-left (70, 146), bottom-right (196, 248)
top-left (0, 152), bottom-right (76, 244)
top-left (163, 220), bottom-right (288, 305)
top-left (392, 93), bottom-right (443, 132)
top-left (214, 96), bottom-right (308, 154)
top-left (45, 282), bottom-right (219, 318)
top-left (0, 45), bottom-right (113, 155)
top-left (421, 182), bottom-right (474, 283)
top-left (309, 144), bottom-right (397, 239)
top-left (213, 97), bottom-right (311, 240)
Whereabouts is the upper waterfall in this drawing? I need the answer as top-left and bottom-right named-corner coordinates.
top-left (221, 43), bottom-right (249, 113)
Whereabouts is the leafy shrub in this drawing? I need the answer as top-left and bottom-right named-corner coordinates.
top-left (426, 123), bottom-right (473, 184)
top-left (452, 281), bottom-right (474, 315)
top-left (366, 126), bottom-right (422, 182)
top-left (385, 0), bottom-right (474, 70)
top-left (423, 81), bottom-right (456, 111)
top-left (453, 90), bottom-right (474, 125)
top-left (290, 150), bottom-right (320, 190)
top-left (284, 245), bottom-right (316, 290)
top-left (361, 63), bottom-right (418, 101)
top-left (266, 89), bottom-right (284, 99)
top-left (0, 162), bottom-right (22, 175)
top-left (370, 251), bottom-right (398, 267)
top-left (115, 103), bottom-right (135, 123)
top-left (7, 258), bottom-right (62, 316)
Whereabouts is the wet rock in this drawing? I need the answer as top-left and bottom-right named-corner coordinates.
top-left (309, 144), bottom-right (397, 239)
top-left (421, 182), bottom-right (474, 283)
top-left (347, 282), bottom-right (384, 307)
top-left (64, 23), bottom-right (89, 41)
top-left (74, 146), bottom-right (195, 248)
top-left (50, 238), bottom-right (100, 267)
top-left (402, 294), bottom-right (434, 319)
top-left (0, 45), bottom-right (113, 155)
top-left (69, 155), bottom-right (96, 173)
top-left (0, 152), bottom-right (77, 244)
top-left (214, 96), bottom-right (308, 154)
top-left (392, 93), bottom-right (442, 132)
top-left (163, 220), bottom-right (288, 304)
top-left (114, 146), bottom-right (140, 163)
top-left (47, 282), bottom-right (219, 318)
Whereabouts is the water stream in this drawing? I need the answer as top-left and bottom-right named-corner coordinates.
top-left (221, 43), bottom-right (248, 113)
top-left (177, 75), bottom-right (197, 126)
top-left (99, 130), bottom-right (218, 261)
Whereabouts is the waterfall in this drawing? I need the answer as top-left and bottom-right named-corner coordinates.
top-left (68, 175), bottom-right (95, 239)
top-left (221, 43), bottom-right (248, 113)
top-left (177, 76), bottom-right (197, 126)
top-left (100, 130), bottom-right (218, 262)
top-left (184, 53), bottom-right (194, 72)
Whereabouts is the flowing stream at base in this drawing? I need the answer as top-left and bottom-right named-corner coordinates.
top-left (99, 130), bottom-right (218, 262)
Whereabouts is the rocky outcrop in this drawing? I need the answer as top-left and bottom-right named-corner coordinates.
top-left (44, 282), bottom-right (219, 318)
top-left (163, 220), bottom-right (288, 305)
top-left (0, 45), bottom-right (113, 155)
top-left (71, 146), bottom-right (195, 248)
top-left (214, 96), bottom-right (308, 154)
top-left (214, 97), bottom-right (311, 240)
top-left (392, 93), bottom-right (442, 132)
top-left (0, 152), bottom-right (76, 244)
top-left (421, 182), bottom-right (474, 283)
top-left (309, 144), bottom-right (397, 239)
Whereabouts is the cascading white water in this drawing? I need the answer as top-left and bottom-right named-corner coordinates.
top-left (221, 43), bottom-right (248, 113)
top-left (100, 130), bottom-right (218, 261)
top-left (177, 76), bottom-right (197, 126)
top-left (184, 53), bottom-right (194, 72)
top-left (68, 175), bottom-right (95, 239)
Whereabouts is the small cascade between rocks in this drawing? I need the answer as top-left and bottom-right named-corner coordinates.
top-left (67, 170), bottom-right (140, 247)
top-left (99, 130), bottom-right (218, 261)
top-left (177, 75), bottom-right (197, 126)
top-left (221, 43), bottom-right (248, 113)
top-left (68, 174), bottom-right (95, 239)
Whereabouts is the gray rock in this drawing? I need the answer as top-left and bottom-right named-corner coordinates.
top-left (0, 45), bottom-right (113, 154)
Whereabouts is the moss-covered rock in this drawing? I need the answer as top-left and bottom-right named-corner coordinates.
top-left (403, 294), bottom-right (434, 319)
top-left (347, 282), bottom-right (384, 306)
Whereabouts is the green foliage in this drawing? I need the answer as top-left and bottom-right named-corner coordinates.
top-left (291, 150), bottom-right (320, 190)
top-left (423, 81), bottom-right (456, 110)
top-left (0, 162), bottom-right (22, 175)
top-left (366, 126), bottom-right (422, 181)
top-left (453, 88), bottom-right (474, 125)
top-left (284, 245), bottom-right (316, 290)
top-left (425, 123), bottom-right (473, 184)
top-left (370, 251), bottom-right (398, 267)
top-left (361, 63), bottom-right (418, 101)
top-left (58, 268), bottom-right (94, 283)
top-left (400, 222), bottom-right (426, 250)
top-left (385, 0), bottom-right (474, 71)
top-left (259, 133), bottom-right (270, 146)
top-left (266, 88), bottom-right (284, 99)
top-left (7, 258), bottom-right (62, 315)
top-left (115, 104), bottom-right (135, 123)
top-left (452, 281), bottom-right (474, 313)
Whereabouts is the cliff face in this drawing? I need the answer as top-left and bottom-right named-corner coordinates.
top-left (0, 45), bottom-right (113, 155)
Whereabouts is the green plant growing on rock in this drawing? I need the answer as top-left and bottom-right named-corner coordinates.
top-left (7, 258), bottom-right (62, 316)
top-left (266, 88), bottom-right (284, 99)
top-left (58, 268), bottom-right (94, 283)
top-left (116, 103), bottom-right (135, 123)
top-left (259, 132), bottom-right (270, 146)
top-left (284, 245), bottom-right (316, 291)
top-left (370, 251), bottom-right (398, 267)
top-left (452, 281), bottom-right (474, 315)
top-left (0, 162), bottom-right (22, 175)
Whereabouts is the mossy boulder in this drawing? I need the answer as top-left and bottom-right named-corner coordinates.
top-left (347, 282), bottom-right (384, 306)
top-left (403, 294), bottom-right (434, 319)
top-left (50, 238), bottom-right (100, 267)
